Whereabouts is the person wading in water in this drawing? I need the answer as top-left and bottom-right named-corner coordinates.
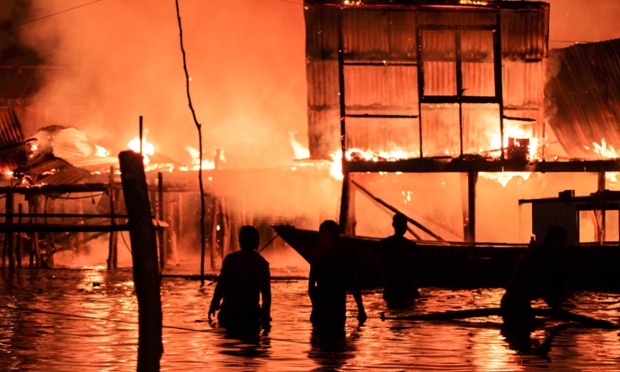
top-left (308, 220), bottom-right (366, 341)
top-left (208, 225), bottom-right (271, 335)
top-left (376, 213), bottom-right (421, 308)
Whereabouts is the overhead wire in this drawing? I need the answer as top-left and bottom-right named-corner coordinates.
top-left (19, 0), bottom-right (104, 25)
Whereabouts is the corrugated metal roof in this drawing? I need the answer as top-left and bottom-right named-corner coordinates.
top-left (13, 153), bottom-right (93, 186)
top-left (0, 107), bottom-right (27, 172)
top-left (545, 39), bottom-right (620, 159)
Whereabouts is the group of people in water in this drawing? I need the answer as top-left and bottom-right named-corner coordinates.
top-left (208, 213), bottom-right (569, 341)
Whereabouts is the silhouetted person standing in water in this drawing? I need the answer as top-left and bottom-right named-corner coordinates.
top-left (308, 220), bottom-right (366, 340)
top-left (377, 213), bottom-right (420, 308)
top-left (500, 226), bottom-right (567, 336)
top-left (209, 225), bottom-right (271, 334)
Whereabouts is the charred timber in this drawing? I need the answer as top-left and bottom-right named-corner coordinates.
top-left (0, 220), bottom-right (167, 233)
top-left (303, 0), bottom-right (548, 11)
top-left (0, 183), bottom-right (205, 195)
top-left (344, 158), bottom-right (620, 174)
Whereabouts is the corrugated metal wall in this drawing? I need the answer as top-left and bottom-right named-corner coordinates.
top-left (546, 39), bottom-right (620, 159)
top-left (305, 2), bottom-right (549, 160)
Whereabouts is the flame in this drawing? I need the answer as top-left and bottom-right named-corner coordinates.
top-left (590, 138), bottom-right (619, 159)
top-left (328, 148), bottom-right (413, 180)
top-left (488, 123), bottom-right (538, 160)
top-left (459, 0), bottom-right (488, 5)
top-left (180, 146), bottom-right (217, 171)
top-left (289, 122), bottom-right (541, 187)
top-left (481, 172), bottom-right (531, 187)
top-left (94, 145), bottom-right (109, 157)
top-left (329, 150), bottom-right (344, 180)
top-left (289, 132), bottom-right (310, 159)
top-left (589, 138), bottom-right (620, 186)
top-left (126, 136), bottom-right (176, 172)
top-left (127, 136), bottom-right (155, 165)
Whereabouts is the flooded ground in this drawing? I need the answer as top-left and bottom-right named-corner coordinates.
top-left (1, 268), bottom-right (620, 371)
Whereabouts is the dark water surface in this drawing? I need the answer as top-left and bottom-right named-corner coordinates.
top-left (1, 268), bottom-right (620, 371)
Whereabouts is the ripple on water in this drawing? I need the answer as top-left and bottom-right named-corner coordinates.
top-left (1, 269), bottom-right (620, 371)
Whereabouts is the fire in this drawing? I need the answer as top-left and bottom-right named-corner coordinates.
top-left (481, 172), bottom-right (532, 187)
top-left (459, 0), bottom-right (488, 5)
top-left (126, 136), bottom-right (176, 172)
top-left (127, 136), bottom-right (155, 165)
top-left (289, 132), bottom-right (310, 160)
top-left (488, 123), bottom-right (538, 160)
top-left (589, 138), bottom-right (620, 185)
top-left (330, 150), bottom-right (344, 180)
top-left (590, 138), bottom-right (619, 159)
top-left (94, 145), bottom-right (109, 157)
top-left (180, 146), bottom-right (217, 171)
top-left (288, 123), bottom-right (541, 186)
top-left (328, 148), bottom-right (413, 180)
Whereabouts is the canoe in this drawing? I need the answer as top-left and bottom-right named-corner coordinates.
top-left (272, 224), bottom-right (620, 292)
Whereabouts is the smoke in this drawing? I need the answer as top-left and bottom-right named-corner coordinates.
top-left (10, 1), bottom-right (620, 271)
top-left (547, 0), bottom-right (620, 48)
top-left (15, 0), bottom-right (620, 162)
top-left (19, 0), bottom-right (307, 169)
top-left (15, 0), bottom-right (620, 170)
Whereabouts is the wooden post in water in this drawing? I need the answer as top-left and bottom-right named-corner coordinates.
top-left (464, 172), bottom-right (478, 243)
top-left (108, 167), bottom-right (118, 271)
top-left (339, 172), bottom-right (357, 235)
top-left (29, 195), bottom-right (42, 268)
top-left (210, 196), bottom-right (219, 270)
top-left (598, 172), bottom-right (606, 244)
top-left (6, 188), bottom-right (14, 269)
top-left (16, 204), bottom-right (22, 268)
top-left (118, 150), bottom-right (163, 370)
top-left (208, 149), bottom-right (222, 271)
top-left (157, 172), bottom-right (165, 270)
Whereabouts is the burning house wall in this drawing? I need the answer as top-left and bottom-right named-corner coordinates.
top-left (305, 0), bottom-right (549, 160)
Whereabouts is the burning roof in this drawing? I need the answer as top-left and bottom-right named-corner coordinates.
top-left (12, 125), bottom-right (117, 186)
top-left (545, 38), bottom-right (620, 160)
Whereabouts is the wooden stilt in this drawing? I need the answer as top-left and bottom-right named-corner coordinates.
top-left (157, 172), bottom-right (165, 270)
top-left (597, 172), bottom-right (606, 244)
top-left (108, 168), bottom-right (117, 271)
top-left (168, 194), bottom-right (180, 265)
top-left (118, 150), bottom-right (163, 370)
top-left (221, 197), bottom-right (229, 257)
top-left (6, 188), bottom-right (14, 270)
top-left (210, 197), bottom-right (219, 270)
top-left (76, 200), bottom-right (85, 254)
top-left (339, 172), bottom-right (357, 235)
top-left (1, 238), bottom-right (6, 269)
top-left (464, 172), bottom-right (478, 243)
top-left (17, 204), bottom-right (22, 268)
top-left (31, 196), bottom-right (42, 268)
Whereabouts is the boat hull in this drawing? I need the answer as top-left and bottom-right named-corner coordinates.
top-left (273, 225), bottom-right (620, 292)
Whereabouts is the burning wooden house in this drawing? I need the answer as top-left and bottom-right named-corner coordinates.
top-left (270, 0), bottom-right (620, 289)
top-left (303, 0), bottom-right (620, 241)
